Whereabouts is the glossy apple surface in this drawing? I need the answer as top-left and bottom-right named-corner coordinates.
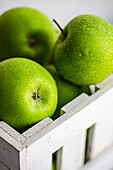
top-left (44, 64), bottom-right (91, 119)
top-left (53, 14), bottom-right (113, 85)
top-left (0, 58), bottom-right (58, 132)
top-left (0, 7), bottom-right (57, 64)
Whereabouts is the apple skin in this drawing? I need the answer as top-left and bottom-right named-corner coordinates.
top-left (52, 160), bottom-right (55, 170)
top-left (44, 64), bottom-right (91, 119)
top-left (0, 58), bottom-right (58, 132)
top-left (53, 14), bottom-right (113, 86)
top-left (0, 7), bottom-right (57, 64)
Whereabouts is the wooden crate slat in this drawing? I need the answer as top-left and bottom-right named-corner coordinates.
top-left (96, 73), bottom-right (113, 89)
top-left (57, 93), bottom-right (88, 170)
top-left (19, 148), bottom-right (27, 170)
top-left (29, 155), bottom-right (52, 170)
top-left (61, 93), bottom-right (89, 114)
top-left (0, 162), bottom-right (9, 170)
top-left (0, 118), bottom-right (53, 170)
top-left (90, 111), bottom-right (113, 159)
top-left (0, 121), bottom-right (25, 144)
top-left (22, 117), bottom-right (53, 139)
top-left (80, 144), bottom-right (113, 170)
top-left (0, 128), bottom-right (24, 151)
top-left (1, 75), bottom-right (113, 169)
top-left (0, 137), bottom-right (19, 170)
top-left (57, 131), bottom-right (86, 170)
top-left (25, 85), bottom-right (113, 166)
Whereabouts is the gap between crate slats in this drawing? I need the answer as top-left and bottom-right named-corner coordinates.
top-left (80, 144), bottom-right (113, 170)
top-left (24, 85), bottom-right (113, 168)
top-left (56, 93), bottom-right (88, 170)
top-left (90, 110), bottom-right (113, 159)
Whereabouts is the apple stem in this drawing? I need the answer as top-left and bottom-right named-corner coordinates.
top-left (29, 38), bottom-right (37, 47)
top-left (53, 19), bottom-right (66, 38)
top-left (32, 92), bottom-right (42, 102)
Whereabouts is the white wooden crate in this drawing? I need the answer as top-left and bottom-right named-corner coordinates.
top-left (1, 74), bottom-right (113, 170)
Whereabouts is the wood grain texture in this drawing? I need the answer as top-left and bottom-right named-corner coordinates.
top-left (96, 73), bottom-right (113, 89)
top-left (57, 93), bottom-right (88, 170)
top-left (90, 111), bottom-right (113, 159)
top-left (0, 162), bottom-right (9, 170)
top-left (80, 144), bottom-right (113, 170)
top-left (0, 75), bottom-right (113, 170)
top-left (61, 93), bottom-right (89, 114)
top-left (29, 155), bottom-right (52, 170)
top-left (0, 137), bottom-right (19, 170)
top-left (57, 132), bottom-right (86, 170)
top-left (0, 118), bottom-right (53, 170)
top-left (22, 118), bottom-right (53, 139)
top-left (24, 83), bottom-right (113, 167)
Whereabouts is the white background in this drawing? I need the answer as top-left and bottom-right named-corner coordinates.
top-left (0, 0), bottom-right (113, 28)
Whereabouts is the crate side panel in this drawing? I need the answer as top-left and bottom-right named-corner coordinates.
top-left (22, 117), bottom-right (53, 139)
top-left (19, 148), bottom-right (27, 170)
top-left (57, 131), bottom-right (86, 170)
top-left (80, 144), bottom-right (113, 170)
top-left (25, 87), bottom-right (113, 166)
top-left (0, 121), bottom-right (25, 143)
top-left (90, 110), bottom-right (113, 159)
top-left (61, 93), bottom-right (89, 113)
top-left (29, 155), bottom-right (52, 170)
top-left (0, 137), bottom-right (19, 170)
top-left (0, 162), bottom-right (9, 170)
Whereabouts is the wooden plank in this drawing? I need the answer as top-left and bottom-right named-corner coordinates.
top-left (0, 121), bottom-right (25, 143)
top-left (0, 123), bottom-right (27, 170)
top-left (0, 127), bottom-right (24, 151)
top-left (96, 73), bottom-right (113, 89)
top-left (30, 155), bottom-right (52, 170)
top-left (0, 118), bottom-right (53, 170)
top-left (0, 75), bottom-right (113, 170)
top-left (0, 137), bottom-right (19, 170)
top-left (22, 117), bottom-right (53, 139)
top-left (61, 93), bottom-right (89, 114)
top-left (19, 148), bottom-right (27, 170)
top-left (57, 93), bottom-right (88, 170)
top-left (90, 110), bottom-right (113, 159)
top-left (21, 118), bottom-right (53, 170)
top-left (24, 85), bottom-right (113, 166)
top-left (89, 75), bottom-right (113, 159)
top-left (57, 132), bottom-right (86, 170)
top-left (0, 162), bottom-right (9, 170)
top-left (0, 118), bottom-right (53, 151)
top-left (80, 144), bottom-right (113, 170)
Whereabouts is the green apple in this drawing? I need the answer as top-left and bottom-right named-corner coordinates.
top-left (44, 64), bottom-right (91, 119)
top-left (0, 58), bottom-right (58, 132)
top-left (53, 14), bottom-right (113, 86)
top-left (52, 160), bottom-right (55, 170)
top-left (0, 7), bottom-right (57, 64)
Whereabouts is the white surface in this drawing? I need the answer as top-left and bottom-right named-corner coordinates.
top-left (0, 0), bottom-right (113, 28)
top-left (24, 83), bottom-right (113, 167)
top-left (91, 112), bottom-right (113, 159)
top-left (0, 118), bottom-right (53, 170)
top-left (58, 95), bottom-right (87, 170)
top-left (58, 132), bottom-right (86, 170)
top-left (80, 144), bottom-right (113, 170)
top-left (1, 75), bottom-right (113, 169)
top-left (30, 156), bottom-right (52, 170)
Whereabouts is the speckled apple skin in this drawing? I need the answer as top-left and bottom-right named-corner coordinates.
top-left (0, 58), bottom-right (58, 132)
top-left (53, 14), bottom-right (113, 86)
top-left (0, 7), bottom-right (57, 64)
top-left (44, 64), bottom-right (91, 119)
